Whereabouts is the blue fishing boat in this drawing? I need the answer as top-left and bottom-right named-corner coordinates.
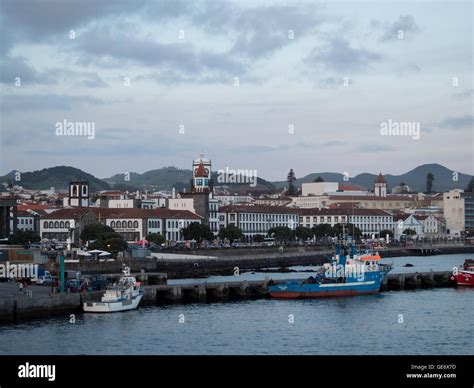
top-left (268, 244), bottom-right (392, 299)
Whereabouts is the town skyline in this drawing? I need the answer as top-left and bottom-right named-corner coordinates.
top-left (1, 1), bottom-right (473, 180)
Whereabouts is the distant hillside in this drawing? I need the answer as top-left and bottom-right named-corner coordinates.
top-left (0, 166), bottom-right (111, 191)
top-left (104, 166), bottom-right (276, 194)
top-left (272, 164), bottom-right (472, 193)
top-left (104, 167), bottom-right (192, 191)
top-left (1, 163), bottom-right (470, 194)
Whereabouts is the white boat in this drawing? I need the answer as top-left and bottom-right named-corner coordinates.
top-left (83, 270), bottom-right (144, 313)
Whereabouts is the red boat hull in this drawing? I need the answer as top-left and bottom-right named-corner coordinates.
top-left (453, 271), bottom-right (474, 286)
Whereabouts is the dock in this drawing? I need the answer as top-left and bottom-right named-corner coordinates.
top-left (0, 270), bottom-right (457, 323)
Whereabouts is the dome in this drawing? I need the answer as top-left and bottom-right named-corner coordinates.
top-left (193, 152), bottom-right (210, 164)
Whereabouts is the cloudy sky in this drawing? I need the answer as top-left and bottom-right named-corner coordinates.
top-left (0, 0), bottom-right (472, 181)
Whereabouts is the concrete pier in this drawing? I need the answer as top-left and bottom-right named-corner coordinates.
top-left (0, 270), bottom-right (458, 323)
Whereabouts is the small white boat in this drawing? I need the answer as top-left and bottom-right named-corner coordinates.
top-left (83, 270), bottom-right (144, 313)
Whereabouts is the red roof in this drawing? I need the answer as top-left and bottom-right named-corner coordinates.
top-left (219, 204), bottom-right (299, 214)
top-left (194, 162), bottom-right (208, 178)
top-left (375, 173), bottom-right (386, 184)
top-left (41, 207), bottom-right (202, 220)
top-left (299, 208), bottom-right (392, 217)
top-left (18, 203), bottom-right (51, 211)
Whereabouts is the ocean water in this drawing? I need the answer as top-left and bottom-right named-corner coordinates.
top-left (0, 254), bottom-right (472, 355)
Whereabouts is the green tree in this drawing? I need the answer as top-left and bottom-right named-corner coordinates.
top-left (311, 224), bottom-right (334, 237)
top-left (80, 223), bottom-right (115, 243)
top-left (426, 172), bottom-right (435, 193)
top-left (253, 234), bottom-right (264, 243)
top-left (287, 169), bottom-right (297, 196)
top-left (9, 230), bottom-right (40, 245)
top-left (313, 176), bottom-right (324, 183)
top-left (181, 222), bottom-right (214, 242)
top-left (380, 229), bottom-right (393, 239)
top-left (146, 233), bottom-right (165, 245)
top-left (268, 226), bottom-right (293, 242)
top-left (218, 225), bottom-right (243, 241)
top-left (89, 236), bottom-right (128, 253)
top-left (294, 226), bottom-right (313, 240)
top-left (332, 223), bottom-right (362, 239)
top-left (403, 228), bottom-right (417, 236)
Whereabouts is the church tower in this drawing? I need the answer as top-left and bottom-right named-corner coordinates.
top-left (69, 181), bottom-right (89, 207)
top-left (191, 152), bottom-right (212, 193)
top-left (374, 173), bottom-right (387, 197)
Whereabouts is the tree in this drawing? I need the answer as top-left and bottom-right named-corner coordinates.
top-left (313, 176), bottom-right (324, 183)
top-left (218, 225), bottom-right (243, 241)
top-left (253, 234), bottom-right (264, 243)
top-left (380, 229), bottom-right (393, 239)
top-left (146, 233), bottom-right (165, 245)
top-left (80, 223), bottom-right (115, 243)
top-left (332, 223), bottom-right (362, 239)
top-left (426, 172), bottom-right (435, 193)
top-left (181, 222), bottom-right (213, 242)
top-left (294, 226), bottom-right (313, 240)
top-left (267, 226), bottom-right (293, 242)
top-left (311, 224), bottom-right (334, 237)
top-left (466, 177), bottom-right (474, 192)
top-left (403, 228), bottom-right (417, 236)
top-left (287, 169), bottom-right (297, 196)
top-left (89, 236), bottom-right (128, 253)
top-left (9, 230), bottom-right (40, 245)
top-left (81, 223), bottom-right (127, 253)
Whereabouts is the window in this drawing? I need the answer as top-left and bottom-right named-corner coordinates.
top-left (54, 221), bottom-right (59, 228)
top-left (111, 221), bottom-right (116, 228)
top-left (128, 221), bottom-right (133, 228)
top-left (60, 221), bottom-right (64, 228)
top-left (133, 221), bottom-right (139, 228)
top-left (65, 221), bottom-right (70, 228)
top-left (44, 221), bottom-right (48, 229)
top-left (49, 221), bottom-right (53, 228)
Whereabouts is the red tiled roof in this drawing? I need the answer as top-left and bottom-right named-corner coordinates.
top-left (194, 162), bottom-right (208, 177)
top-left (40, 208), bottom-right (91, 219)
top-left (375, 173), bottom-right (386, 184)
top-left (18, 203), bottom-right (51, 211)
top-left (299, 208), bottom-right (392, 217)
top-left (328, 195), bottom-right (415, 201)
top-left (219, 204), bottom-right (299, 214)
top-left (41, 207), bottom-right (202, 220)
top-left (338, 185), bottom-right (363, 191)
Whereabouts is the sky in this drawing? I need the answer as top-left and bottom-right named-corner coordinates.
top-left (0, 0), bottom-right (473, 181)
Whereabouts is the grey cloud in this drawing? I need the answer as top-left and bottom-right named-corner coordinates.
top-left (437, 115), bottom-right (473, 130)
top-left (376, 15), bottom-right (421, 42)
top-left (358, 144), bottom-right (395, 153)
top-left (306, 37), bottom-right (382, 72)
top-left (228, 5), bottom-right (321, 58)
top-left (0, 56), bottom-right (56, 85)
top-left (0, 93), bottom-right (104, 112)
top-left (453, 88), bottom-right (474, 100)
top-left (73, 25), bottom-right (244, 78)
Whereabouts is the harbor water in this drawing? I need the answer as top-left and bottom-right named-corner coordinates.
top-left (0, 254), bottom-right (472, 355)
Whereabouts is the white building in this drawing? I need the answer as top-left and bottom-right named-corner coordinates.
top-left (443, 189), bottom-right (465, 236)
top-left (218, 205), bottom-right (300, 240)
top-left (299, 208), bottom-right (394, 238)
top-left (394, 214), bottom-right (423, 240)
top-left (301, 182), bottom-right (338, 196)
